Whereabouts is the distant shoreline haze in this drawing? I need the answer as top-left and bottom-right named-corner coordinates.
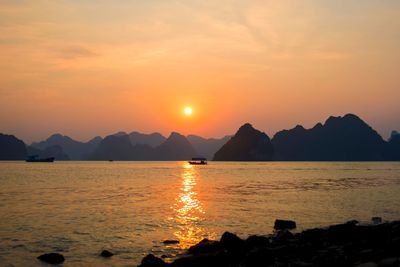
top-left (0, 113), bottom-right (399, 161)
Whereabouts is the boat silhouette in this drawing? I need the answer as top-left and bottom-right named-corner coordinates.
top-left (188, 157), bottom-right (207, 165)
top-left (26, 155), bottom-right (55, 162)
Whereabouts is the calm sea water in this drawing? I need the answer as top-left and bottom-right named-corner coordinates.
top-left (1, 161), bottom-right (400, 266)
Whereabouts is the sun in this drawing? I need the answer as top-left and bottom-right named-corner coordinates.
top-left (184, 106), bottom-right (193, 116)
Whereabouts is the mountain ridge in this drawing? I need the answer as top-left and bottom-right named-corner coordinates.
top-left (1, 114), bottom-right (399, 161)
top-left (90, 132), bottom-right (198, 160)
top-left (31, 133), bottom-right (100, 160)
top-left (213, 123), bottom-right (274, 161)
top-left (271, 113), bottom-right (386, 161)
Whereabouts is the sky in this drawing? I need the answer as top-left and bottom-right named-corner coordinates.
top-left (0, 0), bottom-right (399, 143)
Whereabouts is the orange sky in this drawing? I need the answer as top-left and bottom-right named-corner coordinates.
top-left (0, 1), bottom-right (399, 143)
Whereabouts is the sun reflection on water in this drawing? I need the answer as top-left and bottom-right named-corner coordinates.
top-left (171, 163), bottom-right (215, 249)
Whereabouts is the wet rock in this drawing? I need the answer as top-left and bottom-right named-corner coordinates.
top-left (295, 243), bottom-right (318, 262)
top-left (347, 219), bottom-right (360, 225)
top-left (171, 251), bottom-right (228, 267)
top-left (37, 253), bottom-right (65, 264)
top-left (139, 220), bottom-right (400, 267)
top-left (188, 239), bottom-right (222, 255)
top-left (245, 235), bottom-right (270, 249)
top-left (361, 223), bottom-right (392, 249)
top-left (100, 249), bottom-right (114, 257)
top-left (390, 220), bottom-right (400, 231)
top-left (390, 237), bottom-right (400, 251)
top-left (299, 228), bottom-right (325, 247)
top-left (138, 254), bottom-right (169, 267)
top-left (220, 232), bottom-right (245, 252)
top-left (163, 240), bottom-right (180, 245)
top-left (274, 229), bottom-right (295, 243)
top-left (357, 249), bottom-right (376, 262)
top-left (274, 219), bottom-right (297, 230)
top-left (240, 247), bottom-right (275, 267)
top-left (377, 257), bottom-right (399, 267)
top-left (372, 217), bottom-right (383, 225)
top-left (354, 262), bottom-right (378, 267)
top-left (326, 221), bottom-right (358, 244)
top-left (342, 242), bottom-right (365, 264)
top-left (291, 261), bottom-right (314, 267)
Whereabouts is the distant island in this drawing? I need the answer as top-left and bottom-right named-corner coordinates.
top-left (0, 131), bottom-right (230, 161)
top-left (214, 114), bottom-right (400, 161)
top-left (213, 123), bottom-right (274, 161)
top-left (1, 114), bottom-right (399, 161)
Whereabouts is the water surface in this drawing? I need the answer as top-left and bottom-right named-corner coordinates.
top-left (1, 161), bottom-right (400, 266)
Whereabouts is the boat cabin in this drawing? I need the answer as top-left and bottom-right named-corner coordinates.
top-left (188, 157), bottom-right (207, 165)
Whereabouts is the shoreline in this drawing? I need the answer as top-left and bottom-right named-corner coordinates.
top-left (138, 219), bottom-right (400, 267)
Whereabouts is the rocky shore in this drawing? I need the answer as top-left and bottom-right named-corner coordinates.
top-left (138, 219), bottom-right (400, 267)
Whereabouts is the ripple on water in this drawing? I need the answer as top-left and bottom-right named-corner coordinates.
top-left (0, 161), bottom-right (400, 266)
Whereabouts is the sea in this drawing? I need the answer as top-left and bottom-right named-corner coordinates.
top-left (1, 161), bottom-right (400, 266)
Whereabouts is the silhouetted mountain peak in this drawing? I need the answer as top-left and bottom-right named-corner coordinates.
top-left (325, 113), bottom-right (365, 127)
top-left (47, 133), bottom-right (72, 142)
top-left (130, 131), bottom-right (163, 137)
top-left (161, 132), bottom-right (193, 149)
top-left (88, 136), bottom-right (102, 144)
top-left (187, 134), bottom-right (206, 142)
top-left (106, 133), bottom-right (130, 142)
top-left (385, 130), bottom-right (400, 160)
top-left (390, 131), bottom-right (399, 141)
top-left (343, 113), bottom-right (361, 120)
top-left (113, 131), bottom-right (128, 137)
top-left (90, 133), bottom-right (137, 160)
top-left (325, 115), bottom-right (343, 126)
top-left (187, 134), bottom-right (231, 159)
top-left (128, 131), bottom-right (166, 147)
top-left (293, 125), bottom-right (306, 131)
top-left (213, 124), bottom-right (274, 161)
top-left (90, 131), bottom-right (196, 161)
top-left (0, 133), bottom-right (27, 160)
top-left (154, 132), bottom-right (197, 160)
top-left (167, 132), bottom-right (186, 141)
top-left (32, 133), bottom-right (102, 160)
top-left (49, 133), bottom-right (63, 138)
top-left (311, 123), bottom-right (323, 130)
top-left (237, 123), bottom-right (254, 133)
top-left (3, 113), bottom-right (400, 161)
top-left (273, 113), bottom-right (385, 161)
top-left (170, 131), bottom-right (182, 136)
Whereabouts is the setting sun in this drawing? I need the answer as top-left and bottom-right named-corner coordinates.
top-left (184, 107), bottom-right (193, 116)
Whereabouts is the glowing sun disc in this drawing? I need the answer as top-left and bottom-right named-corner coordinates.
top-left (184, 107), bottom-right (193, 116)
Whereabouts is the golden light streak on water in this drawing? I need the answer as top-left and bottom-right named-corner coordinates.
top-left (171, 163), bottom-right (214, 249)
top-left (2, 161), bottom-right (400, 266)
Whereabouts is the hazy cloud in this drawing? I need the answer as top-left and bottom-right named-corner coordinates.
top-left (55, 46), bottom-right (98, 59)
top-left (0, 0), bottom-right (399, 142)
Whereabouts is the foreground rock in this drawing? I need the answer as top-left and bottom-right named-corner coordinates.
top-left (163, 240), bottom-right (180, 245)
top-left (274, 219), bottom-right (297, 230)
top-left (139, 254), bottom-right (168, 267)
top-left (37, 253), bottom-right (65, 264)
top-left (138, 220), bottom-right (400, 267)
top-left (100, 249), bottom-right (114, 257)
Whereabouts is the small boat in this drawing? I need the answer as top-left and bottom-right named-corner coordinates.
top-left (26, 155), bottom-right (55, 162)
top-left (188, 157), bottom-right (207, 165)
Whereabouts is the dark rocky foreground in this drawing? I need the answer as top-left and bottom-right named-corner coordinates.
top-left (138, 219), bottom-right (400, 267)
